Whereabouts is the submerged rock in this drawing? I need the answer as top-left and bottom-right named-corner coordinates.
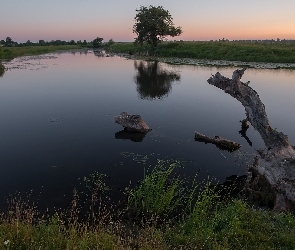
top-left (115, 112), bottom-right (151, 133)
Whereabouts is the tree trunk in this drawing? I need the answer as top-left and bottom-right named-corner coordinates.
top-left (208, 69), bottom-right (295, 211)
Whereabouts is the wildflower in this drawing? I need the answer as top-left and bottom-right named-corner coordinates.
top-left (4, 240), bottom-right (10, 245)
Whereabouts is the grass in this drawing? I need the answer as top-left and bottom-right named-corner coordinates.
top-left (0, 45), bottom-right (83, 60)
top-left (126, 160), bottom-right (186, 221)
top-left (2, 41), bottom-right (294, 64)
top-left (1, 162), bottom-right (295, 249)
top-left (105, 41), bottom-right (295, 63)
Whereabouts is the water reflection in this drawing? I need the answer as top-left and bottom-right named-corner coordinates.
top-left (115, 129), bottom-right (147, 142)
top-left (134, 61), bottom-right (180, 100)
top-left (0, 64), bottom-right (5, 77)
top-left (93, 50), bottom-right (110, 57)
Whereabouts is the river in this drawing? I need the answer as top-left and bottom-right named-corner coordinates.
top-left (0, 50), bottom-right (294, 209)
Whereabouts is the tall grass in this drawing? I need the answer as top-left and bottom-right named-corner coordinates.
top-left (127, 160), bottom-right (186, 221)
top-left (1, 162), bottom-right (295, 249)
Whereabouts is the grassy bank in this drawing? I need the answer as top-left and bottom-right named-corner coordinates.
top-left (0, 45), bottom-right (83, 60)
top-left (106, 41), bottom-right (295, 63)
top-left (1, 161), bottom-right (294, 249)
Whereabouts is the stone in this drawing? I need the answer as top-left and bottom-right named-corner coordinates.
top-left (115, 112), bottom-right (151, 133)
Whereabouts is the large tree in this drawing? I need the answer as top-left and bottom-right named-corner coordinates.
top-left (5, 37), bottom-right (13, 47)
top-left (133, 5), bottom-right (182, 47)
top-left (92, 37), bottom-right (103, 48)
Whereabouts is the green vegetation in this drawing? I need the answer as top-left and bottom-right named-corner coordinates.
top-left (0, 45), bottom-right (82, 60)
top-left (127, 161), bottom-right (186, 220)
top-left (1, 162), bottom-right (295, 249)
top-left (92, 37), bottom-right (104, 48)
top-left (104, 39), bottom-right (115, 48)
top-left (106, 40), bottom-right (295, 63)
top-left (133, 6), bottom-right (182, 47)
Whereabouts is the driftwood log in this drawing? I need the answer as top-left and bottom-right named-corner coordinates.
top-left (208, 68), bottom-right (295, 211)
top-left (115, 112), bottom-right (151, 133)
top-left (195, 132), bottom-right (240, 152)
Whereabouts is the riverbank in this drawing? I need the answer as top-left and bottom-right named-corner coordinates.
top-left (1, 42), bottom-right (294, 69)
top-left (105, 41), bottom-right (295, 69)
top-left (1, 163), bottom-right (295, 249)
top-left (0, 45), bottom-right (83, 60)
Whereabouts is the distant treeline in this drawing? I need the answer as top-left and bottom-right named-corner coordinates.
top-left (0, 37), bottom-right (106, 48)
top-left (229, 38), bottom-right (295, 44)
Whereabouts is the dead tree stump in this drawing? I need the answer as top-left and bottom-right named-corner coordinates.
top-left (208, 69), bottom-right (295, 211)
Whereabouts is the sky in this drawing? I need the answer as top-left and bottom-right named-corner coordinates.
top-left (1, 0), bottom-right (294, 43)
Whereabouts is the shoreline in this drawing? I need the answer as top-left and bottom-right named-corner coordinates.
top-left (0, 45), bottom-right (84, 61)
top-left (113, 52), bottom-right (295, 69)
top-left (2, 47), bottom-right (295, 70)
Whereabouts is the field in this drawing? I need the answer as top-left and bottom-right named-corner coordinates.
top-left (106, 41), bottom-right (295, 63)
top-left (1, 42), bottom-right (295, 64)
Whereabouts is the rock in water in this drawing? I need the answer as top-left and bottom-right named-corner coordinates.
top-left (115, 112), bottom-right (151, 133)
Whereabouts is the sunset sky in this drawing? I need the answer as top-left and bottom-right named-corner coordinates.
top-left (1, 0), bottom-right (294, 43)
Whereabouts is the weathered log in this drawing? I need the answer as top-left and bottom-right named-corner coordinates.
top-left (195, 132), bottom-right (240, 152)
top-left (208, 69), bottom-right (295, 211)
top-left (115, 112), bottom-right (151, 133)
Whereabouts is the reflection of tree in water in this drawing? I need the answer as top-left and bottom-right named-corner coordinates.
top-left (0, 63), bottom-right (5, 77)
top-left (134, 61), bottom-right (180, 100)
top-left (93, 50), bottom-right (109, 57)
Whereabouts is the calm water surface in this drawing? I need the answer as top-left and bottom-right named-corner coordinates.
top-left (0, 50), bottom-right (294, 209)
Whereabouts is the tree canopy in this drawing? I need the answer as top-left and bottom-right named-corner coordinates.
top-left (133, 5), bottom-right (182, 47)
top-left (5, 37), bottom-right (13, 47)
top-left (92, 37), bottom-right (103, 48)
